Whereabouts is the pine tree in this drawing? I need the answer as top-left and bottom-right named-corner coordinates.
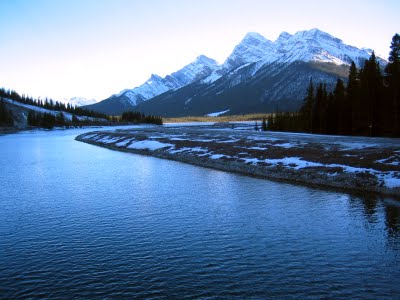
top-left (359, 51), bottom-right (383, 136)
top-left (267, 115), bottom-right (274, 130)
top-left (41, 113), bottom-right (56, 129)
top-left (0, 98), bottom-right (6, 124)
top-left (28, 111), bottom-right (35, 126)
top-left (385, 33), bottom-right (400, 136)
top-left (314, 83), bottom-right (325, 133)
top-left (262, 117), bottom-right (267, 131)
top-left (56, 112), bottom-right (65, 126)
top-left (325, 92), bottom-right (337, 134)
top-left (300, 78), bottom-right (314, 132)
top-left (72, 114), bottom-right (79, 124)
top-left (334, 79), bottom-right (346, 134)
top-left (347, 62), bottom-right (359, 134)
top-left (0, 98), bottom-right (13, 126)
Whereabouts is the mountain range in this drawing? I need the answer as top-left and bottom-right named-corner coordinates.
top-left (85, 28), bottom-right (386, 116)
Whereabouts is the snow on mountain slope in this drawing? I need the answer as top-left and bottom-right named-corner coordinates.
top-left (224, 28), bottom-right (384, 70)
top-left (223, 32), bottom-right (274, 70)
top-left (58, 97), bottom-right (98, 107)
top-left (273, 28), bottom-right (380, 67)
top-left (171, 55), bottom-right (219, 85)
top-left (202, 28), bottom-right (385, 85)
top-left (110, 55), bottom-right (219, 106)
top-left (117, 74), bottom-right (180, 106)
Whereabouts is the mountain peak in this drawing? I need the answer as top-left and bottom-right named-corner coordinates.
top-left (295, 28), bottom-right (342, 43)
top-left (147, 74), bottom-right (163, 84)
top-left (223, 32), bottom-right (274, 69)
top-left (308, 28), bottom-right (324, 34)
top-left (277, 31), bottom-right (292, 41)
top-left (195, 55), bottom-right (219, 67)
top-left (243, 32), bottom-right (268, 41)
top-left (241, 32), bottom-right (272, 47)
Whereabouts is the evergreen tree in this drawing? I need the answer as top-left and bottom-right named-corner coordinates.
top-left (359, 51), bottom-right (383, 136)
top-left (314, 83), bottom-right (323, 133)
top-left (385, 33), bottom-right (400, 135)
top-left (41, 113), bottom-right (56, 129)
top-left (72, 114), bottom-right (79, 124)
top-left (0, 99), bottom-right (13, 126)
top-left (300, 78), bottom-right (314, 132)
top-left (325, 92), bottom-right (337, 134)
top-left (27, 111), bottom-right (37, 126)
top-left (267, 115), bottom-right (274, 130)
top-left (334, 79), bottom-right (346, 134)
top-left (261, 117), bottom-right (267, 131)
top-left (56, 112), bottom-right (65, 126)
top-left (347, 61), bottom-right (359, 134)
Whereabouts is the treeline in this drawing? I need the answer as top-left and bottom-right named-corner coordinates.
top-left (0, 88), bottom-right (164, 128)
top-left (121, 111), bottom-right (163, 125)
top-left (268, 33), bottom-right (400, 137)
top-left (27, 111), bottom-right (87, 129)
top-left (0, 88), bottom-right (107, 119)
top-left (25, 110), bottom-right (163, 129)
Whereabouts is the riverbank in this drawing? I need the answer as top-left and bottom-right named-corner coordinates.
top-left (0, 127), bottom-right (24, 134)
top-left (76, 125), bottom-right (400, 197)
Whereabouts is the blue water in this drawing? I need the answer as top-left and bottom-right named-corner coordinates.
top-left (0, 128), bottom-right (399, 299)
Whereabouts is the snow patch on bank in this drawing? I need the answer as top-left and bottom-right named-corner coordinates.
top-left (273, 142), bottom-right (296, 148)
top-left (210, 154), bottom-right (226, 159)
top-left (97, 136), bottom-right (121, 144)
top-left (379, 173), bottom-right (400, 188)
top-left (115, 139), bottom-right (132, 147)
top-left (77, 128), bottom-right (400, 193)
top-left (266, 157), bottom-right (323, 169)
top-left (128, 140), bottom-right (173, 151)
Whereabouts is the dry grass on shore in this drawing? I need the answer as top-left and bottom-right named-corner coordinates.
top-left (164, 113), bottom-right (272, 123)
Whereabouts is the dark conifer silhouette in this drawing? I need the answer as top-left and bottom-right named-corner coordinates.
top-left (0, 98), bottom-right (13, 126)
top-left (262, 117), bottom-right (267, 131)
top-left (385, 33), bottom-right (400, 135)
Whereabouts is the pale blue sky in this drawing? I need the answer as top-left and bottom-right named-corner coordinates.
top-left (0, 0), bottom-right (399, 100)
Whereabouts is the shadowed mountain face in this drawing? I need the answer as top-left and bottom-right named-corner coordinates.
top-left (134, 61), bottom-right (349, 117)
top-left (84, 28), bottom-right (385, 116)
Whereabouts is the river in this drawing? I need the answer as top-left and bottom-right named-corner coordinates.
top-left (0, 127), bottom-right (399, 298)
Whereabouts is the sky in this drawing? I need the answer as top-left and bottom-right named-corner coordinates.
top-left (0, 0), bottom-right (399, 101)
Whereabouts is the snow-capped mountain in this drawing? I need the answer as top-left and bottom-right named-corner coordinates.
top-left (58, 97), bottom-right (98, 107)
top-left (272, 28), bottom-right (380, 67)
top-left (227, 28), bottom-right (379, 68)
top-left (203, 28), bottom-right (384, 85)
top-left (105, 55), bottom-right (219, 108)
top-left (222, 32), bottom-right (274, 71)
top-left (86, 28), bottom-right (386, 116)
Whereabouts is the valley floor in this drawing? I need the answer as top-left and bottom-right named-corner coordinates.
top-left (76, 123), bottom-right (400, 197)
